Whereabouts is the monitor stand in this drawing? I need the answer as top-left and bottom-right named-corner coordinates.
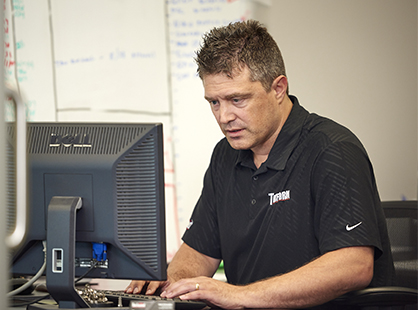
top-left (28, 196), bottom-right (90, 309)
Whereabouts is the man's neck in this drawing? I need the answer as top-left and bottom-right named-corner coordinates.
top-left (253, 154), bottom-right (268, 169)
top-left (252, 95), bottom-right (293, 169)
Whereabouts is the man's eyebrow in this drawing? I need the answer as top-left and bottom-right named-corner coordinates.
top-left (225, 92), bottom-right (250, 100)
top-left (204, 92), bottom-right (252, 101)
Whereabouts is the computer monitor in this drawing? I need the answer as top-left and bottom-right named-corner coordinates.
top-left (7, 122), bottom-right (167, 308)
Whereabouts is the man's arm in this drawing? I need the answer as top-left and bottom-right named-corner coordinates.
top-left (161, 246), bottom-right (374, 309)
top-left (168, 242), bottom-right (221, 282)
top-left (125, 243), bottom-right (220, 294)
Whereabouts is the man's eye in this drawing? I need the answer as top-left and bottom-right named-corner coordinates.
top-left (210, 100), bottom-right (218, 105)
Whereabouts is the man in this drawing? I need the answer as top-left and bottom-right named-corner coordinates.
top-left (126, 20), bottom-right (394, 309)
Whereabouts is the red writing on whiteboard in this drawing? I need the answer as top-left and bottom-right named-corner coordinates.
top-left (4, 18), bottom-right (8, 34)
top-left (4, 48), bottom-right (14, 68)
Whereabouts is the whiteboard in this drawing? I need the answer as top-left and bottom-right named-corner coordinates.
top-left (4, 0), bottom-right (179, 258)
top-left (4, 0), bottom-right (55, 120)
top-left (4, 0), bottom-right (259, 260)
top-left (51, 0), bottom-right (170, 114)
top-left (167, 0), bottom-right (255, 239)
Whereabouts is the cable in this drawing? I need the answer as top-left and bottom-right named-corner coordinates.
top-left (75, 260), bottom-right (99, 283)
top-left (9, 241), bottom-right (100, 307)
top-left (7, 241), bottom-right (47, 297)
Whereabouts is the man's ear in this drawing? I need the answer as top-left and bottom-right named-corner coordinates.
top-left (271, 75), bottom-right (288, 101)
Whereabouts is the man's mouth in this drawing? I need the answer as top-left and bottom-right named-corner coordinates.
top-left (226, 128), bottom-right (244, 138)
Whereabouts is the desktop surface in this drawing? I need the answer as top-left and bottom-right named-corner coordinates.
top-left (8, 279), bottom-right (209, 310)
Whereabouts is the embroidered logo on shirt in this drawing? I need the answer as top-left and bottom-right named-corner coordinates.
top-left (345, 222), bottom-right (362, 231)
top-left (268, 190), bottom-right (291, 205)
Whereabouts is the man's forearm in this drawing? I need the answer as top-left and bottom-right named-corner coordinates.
top-left (161, 245), bottom-right (374, 309)
top-left (168, 243), bottom-right (220, 282)
top-left (240, 246), bottom-right (374, 309)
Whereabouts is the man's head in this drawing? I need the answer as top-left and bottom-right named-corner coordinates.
top-left (195, 20), bottom-right (287, 94)
top-left (196, 20), bottom-right (292, 164)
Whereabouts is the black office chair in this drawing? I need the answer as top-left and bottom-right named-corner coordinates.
top-left (384, 201), bottom-right (417, 290)
top-left (333, 200), bottom-right (418, 309)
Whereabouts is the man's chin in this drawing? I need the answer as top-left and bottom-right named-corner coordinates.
top-left (226, 137), bottom-right (251, 151)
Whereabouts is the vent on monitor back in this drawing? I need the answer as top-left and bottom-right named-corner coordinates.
top-left (27, 124), bottom-right (148, 155)
top-left (115, 133), bottom-right (161, 273)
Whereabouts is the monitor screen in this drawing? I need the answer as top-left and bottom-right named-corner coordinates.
top-left (7, 122), bottom-right (167, 307)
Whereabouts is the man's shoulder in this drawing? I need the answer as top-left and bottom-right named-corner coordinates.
top-left (290, 97), bottom-right (363, 148)
top-left (304, 113), bottom-right (363, 147)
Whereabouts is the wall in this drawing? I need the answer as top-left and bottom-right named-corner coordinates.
top-left (253, 0), bottom-right (417, 201)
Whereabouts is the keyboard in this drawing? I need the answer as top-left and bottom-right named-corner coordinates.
top-left (99, 290), bottom-right (208, 310)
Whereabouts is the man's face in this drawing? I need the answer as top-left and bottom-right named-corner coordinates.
top-left (203, 67), bottom-right (285, 156)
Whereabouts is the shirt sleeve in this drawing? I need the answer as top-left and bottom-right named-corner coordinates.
top-left (182, 150), bottom-right (222, 259)
top-left (311, 140), bottom-right (384, 257)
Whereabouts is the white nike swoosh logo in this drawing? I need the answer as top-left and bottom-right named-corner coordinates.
top-left (346, 222), bottom-right (363, 231)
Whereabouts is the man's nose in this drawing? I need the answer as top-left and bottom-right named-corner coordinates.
top-left (218, 103), bottom-right (235, 124)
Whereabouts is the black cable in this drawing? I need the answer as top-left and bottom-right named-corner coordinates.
top-left (75, 260), bottom-right (99, 283)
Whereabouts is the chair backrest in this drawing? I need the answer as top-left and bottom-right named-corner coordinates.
top-left (382, 201), bottom-right (418, 289)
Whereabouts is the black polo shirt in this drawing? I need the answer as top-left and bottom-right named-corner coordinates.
top-left (183, 96), bottom-right (394, 287)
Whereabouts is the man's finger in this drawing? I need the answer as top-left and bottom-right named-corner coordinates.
top-left (125, 280), bottom-right (147, 294)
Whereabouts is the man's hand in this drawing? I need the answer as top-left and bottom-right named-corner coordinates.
top-left (161, 276), bottom-right (246, 310)
top-left (125, 243), bottom-right (220, 297)
top-left (125, 280), bottom-right (170, 295)
top-left (160, 246), bottom-right (374, 309)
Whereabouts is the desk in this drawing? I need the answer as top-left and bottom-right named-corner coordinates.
top-left (8, 279), bottom-right (210, 310)
top-left (8, 278), bottom-right (357, 310)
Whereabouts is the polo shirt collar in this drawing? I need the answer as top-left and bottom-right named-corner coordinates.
top-left (236, 95), bottom-right (308, 172)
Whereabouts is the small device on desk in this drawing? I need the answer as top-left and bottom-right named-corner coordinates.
top-left (7, 123), bottom-right (168, 309)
